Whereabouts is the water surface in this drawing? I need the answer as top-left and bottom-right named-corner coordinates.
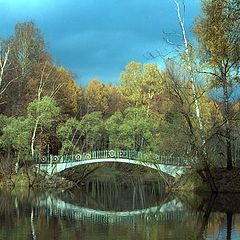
top-left (1, 180), bottom-right (240, 240)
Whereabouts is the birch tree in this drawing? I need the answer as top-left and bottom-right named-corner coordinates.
top-left (193, 0), bottom-right (240, 169)
top-left (174, 0), bottom-right (207, 158)
top-left (28, 96), bottom-right (59, 157)
top-left (12, 21), bottom-right (47, 98)
top-left (0, 41), bottom-right (17, 104)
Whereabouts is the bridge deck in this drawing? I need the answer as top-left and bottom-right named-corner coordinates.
top-left (34, 149), bottom-right (195, 166)
top-left (33, 150), bottom-right (194, 177)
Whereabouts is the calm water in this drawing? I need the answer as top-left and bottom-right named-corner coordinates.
top-left (1, 180), bottom-right (240, 240)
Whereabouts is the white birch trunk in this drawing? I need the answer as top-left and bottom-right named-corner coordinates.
top-left (31, 118), bottom-right (39, 157)
top-left (0, 45), bottom-right (10, 88)
top-left (175, 1), bottom-right (206, 151)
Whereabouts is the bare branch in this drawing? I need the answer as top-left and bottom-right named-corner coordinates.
top-left (0, 76), bottom-right (18, 96)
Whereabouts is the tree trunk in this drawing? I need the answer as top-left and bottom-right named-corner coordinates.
top-left (174, 1), bottom-right (220, 192)
top-left (31, 118), bottom-right (39, 157)
top-left (175, 1), bottom-right (206, 154)
top-left (204, 166), bottom-right (218, 193)
top-left (222, 68), bottom-right (232, 169)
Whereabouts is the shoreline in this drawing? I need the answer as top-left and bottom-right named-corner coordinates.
top-left (171, 168), bottom-right (240, 193)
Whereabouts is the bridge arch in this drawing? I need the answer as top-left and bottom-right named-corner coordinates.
top-left (34, 150), bottom-right (192, 177)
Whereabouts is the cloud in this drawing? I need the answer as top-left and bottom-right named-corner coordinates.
top-left (0, 0), bottom-right (201, 85)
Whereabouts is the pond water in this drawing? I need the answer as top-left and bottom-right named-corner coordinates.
top-left (1, 179), bottom-right (240, 240)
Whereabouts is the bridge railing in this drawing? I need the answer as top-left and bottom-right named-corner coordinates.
top-left (34, 149), bottom-right (195, 166)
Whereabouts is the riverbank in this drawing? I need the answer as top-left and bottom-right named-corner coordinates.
top-left (0, 169), bottom-right (74, 190)
top-left (172, 168), bottom-right (240, 193)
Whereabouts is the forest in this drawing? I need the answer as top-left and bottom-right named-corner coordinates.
top-left (0, 0), bottom-right (239, 177)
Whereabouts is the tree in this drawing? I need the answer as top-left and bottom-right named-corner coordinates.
top-left (120, 61), bottom-right (163, 115)
top-left (22, 62), bottom-right (82, 119)
top-left (102, 85), bottom-right (127, 117)
top-left (27, 96), bottom-right (60, 157)
top-left (57, 117), bottom-right (79, 155)
top-left (105, 111), bottom-right (124, 149)
top-left (0, 21), bottom-right (51, 116)
top-left (53, 67), bottom-right (82, 118)
top-left (83, 80), bottom-right (126, 118)
top-left (12, 21), bottom-right (48, 98)
top-left (0, 40), bottom-right (14, 104)
top-left (78, 112), bottom-right (104, 151)
top-left (193, 0), bottom-right (240, 169)
top-left (120, 61), bottom-right (143, 107)
top-left (106, 108), bottom-right (154, 151)
top-left (84, 80), bottom-right (108, 114)
top-left (164, 63), bottom-right (208, 156)
top-left (0, 117), bottom-right (32, 157)
top-left (0, 116), bottom-right (33, 173)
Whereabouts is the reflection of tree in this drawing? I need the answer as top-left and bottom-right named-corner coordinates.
top-left (174, 193), bottom-right (235, 240)
top-left (197, 193), bottom-right (217, 239)
top-left (0, 193), bottom-right (16, 229)
top-left (226, 212), bottom-right (233, 240)
top-left (0, 188), bottom-right (239, 240)
top-left (189, 194), bottom-right (236, 240)
top-left (58, 179), bottom-right (167, 211)
top-left (31, 209), bottom-right (36, 240)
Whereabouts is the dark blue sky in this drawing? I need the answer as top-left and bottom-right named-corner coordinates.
top-left (0, 0), bottom-right (201, 86)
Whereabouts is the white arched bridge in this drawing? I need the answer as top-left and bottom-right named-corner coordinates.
top-left (34, 150), bottom-right (194, 177)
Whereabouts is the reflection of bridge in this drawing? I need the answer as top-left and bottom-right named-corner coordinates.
top-left (34, 196), bottom-right (189, 224)
top-left (34, 150), bottom-right (194, 177)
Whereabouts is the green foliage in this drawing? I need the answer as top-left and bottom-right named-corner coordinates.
top-left (78, 112), bottom-right (104, 150)
top-left (0, 117), bottom-right (33, 155)
top-left (57, 118), bottom-right (78, 141)
top-left (27, 96), bottom-right (60, 128)
top-left (152, 111), bottom-right (190, 156)
top-left (57, 118), bottom-right (79, 155)
top-left (105, 111), bottom-right (124, 149)
top-left (57, 112), bottom-right (105, 154)
top-left (0, 115), bottom-right (10, 135)
top-left (106, 107), bottom-right (154, 151)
